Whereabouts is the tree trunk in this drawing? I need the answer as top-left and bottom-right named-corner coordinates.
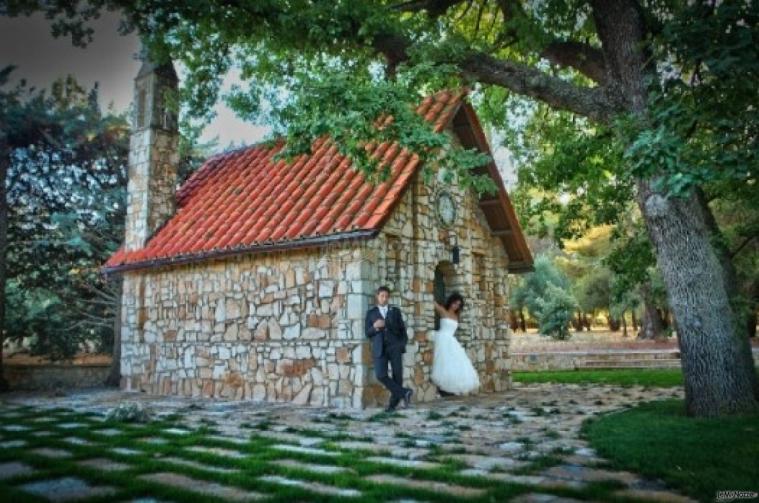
top-left (638, 285), bottom-right (665, 340)
top-left (509, 309), bottom-right (520, 332)
top-left (572, 311), bottom-right (582, 331)
top-left (622, 312), bottom-right (628, 337)
top-left (608, 316), bottom-right (621, 332)
top-left (104, 276), bottom-right (122, 387)
top-left (631, 310), bottom-right (638, 331)
top-left (592, 0), bottom-right (759, 416)
top-left (519, 308), bottom-right (526, 332)
top-left (636, 179), bottom-right (759, 415)
top-left (0, 145), bottom-right (8, 391)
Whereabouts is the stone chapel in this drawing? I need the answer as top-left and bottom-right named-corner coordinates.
top-left (103, 56), bottom-right (533, 408)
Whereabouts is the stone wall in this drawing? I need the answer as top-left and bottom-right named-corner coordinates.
top-left (120, 247), bottom-right (373, 408)
top-left (5, 363), bottom-right (111, 391)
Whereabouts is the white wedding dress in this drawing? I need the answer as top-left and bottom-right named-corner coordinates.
top-left (431, 317), bottom-right (480, 395)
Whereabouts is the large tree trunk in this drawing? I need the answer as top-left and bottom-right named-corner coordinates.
top-left (105, 277), bottom-right (122, 387)
top-left (636, 180), bottom-right (759, 415)
top-left (592, 0), bottom-right (759, 416)
top-left (0, 145), bottom-right (8, 391)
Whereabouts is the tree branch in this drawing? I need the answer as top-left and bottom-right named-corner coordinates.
top-left (542, 41), bottom-right (608, 84)
top-left (392, 0), bottom-right (466, 16)
top-left (459, 51), bottom-right (616, 123)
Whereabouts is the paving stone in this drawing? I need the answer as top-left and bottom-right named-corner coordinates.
top-left (613, 489), bottom-right (697, 503)
top-left (271, 459), bottom-right (351, 474)
top-left (259, 475), bottom-right (361, 497)
top-left (163, 456), bottom-right (239, 474)
top-left (511, 492), bottom-right (585, 503)
top-left (140, 436), bottom-right (169, 445)
top-left (63, 436), bottom-right (94, 446)
top-left (272, 444), bottom-right (338, 456)
top-left (163, 427), bottom-right (191, 435)
top-left (129, 498), bottom-right (172, 503)
top-left (206, 434), bottom-right (250, 445)
top-left (56, 422), bottom-right (87, 430)
top-left (366, 456), bottom-right (441, 470)
top-left (30, 447), bottom-right (73, 458)
top-left (140, 472), bottom-right (264, 501)
top-left (0, 461), bottom-right (35, 480)
top-left (77, 458), bottom-right (132, 472)
top-left (541, 464), bottom-right (640, 484)
top-left (449, 454), bottom-right (521, 471)
top-left (31, 430), bottom-right (54, 438)
top-left (112, 447), bottom-right (142, 456)
top-left (366, 474), bottom-right (486, 498)
top-left (186, 446), bottom-right (247, 459)
top-left (93, 428), bottom-right (125, 437)
top-left (19, 477), bottom-right (117, 502)
top-left (498, 441), bottom-right (526, 453)
top-left (256, 430), bottom-right (324, 446)
top-left (459, 469), bottom-right (546, 486)
top-left (32, 416), bottom-right (58, 423)
top-left (333, 440), bottom-right (390, 453)
top-left (2, 424), bottom-right (30, 432)
top-left (0, 439), bottom-right (27, 448)
top-left (574, 447), bottom-right (596, 457)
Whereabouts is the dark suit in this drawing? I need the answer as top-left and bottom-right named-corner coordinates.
top-left (365, 304), bottom-right (409, 407)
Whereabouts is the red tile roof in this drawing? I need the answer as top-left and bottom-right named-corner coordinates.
top-left (103, 90), bottom-right (470, 272)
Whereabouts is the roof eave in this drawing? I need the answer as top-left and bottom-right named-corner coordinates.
top-left (101, 228), bottom-right (380, 276)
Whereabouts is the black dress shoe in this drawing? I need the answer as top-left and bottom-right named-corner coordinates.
top-left (403, 388), bottom-right (413, 408)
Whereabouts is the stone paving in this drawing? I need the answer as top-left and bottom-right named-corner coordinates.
top-left (0, 382), bottom-right (696, 502)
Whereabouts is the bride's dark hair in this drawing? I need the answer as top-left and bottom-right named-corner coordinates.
top-left (444, 292), bottom-right (465, 313)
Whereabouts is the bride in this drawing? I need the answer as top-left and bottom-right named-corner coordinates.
top-left (431, 293), bottom-right (481, 396)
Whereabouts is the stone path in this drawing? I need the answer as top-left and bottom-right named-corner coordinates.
top-left (0, 383), bottom-right (696, 502)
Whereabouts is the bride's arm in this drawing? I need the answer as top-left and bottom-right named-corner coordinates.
top-left (434, 301), bottom-right (450, 318)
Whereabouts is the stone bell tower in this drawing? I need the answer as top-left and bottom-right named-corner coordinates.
top-left (124, 46), bottom-right (179, 251)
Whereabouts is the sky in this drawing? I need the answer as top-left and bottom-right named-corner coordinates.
top-left (0, 10), bottom-right (517, 186)
top-left (0, 11), bottom-right (271, 147)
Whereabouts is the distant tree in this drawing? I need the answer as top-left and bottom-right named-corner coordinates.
top-left (2, 71), bottom-right (129, 369)
top-left (512, 255), bottom-right (577, 340)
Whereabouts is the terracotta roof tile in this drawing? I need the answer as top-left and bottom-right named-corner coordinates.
top-left (104, 89), bottom-right (468, 270)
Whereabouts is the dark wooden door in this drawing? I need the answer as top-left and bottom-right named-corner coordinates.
top-left (433, 266), bottom-right (446, 330)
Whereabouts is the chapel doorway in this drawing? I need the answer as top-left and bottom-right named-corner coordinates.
top-left (433, 261), bottom-right (455, 330)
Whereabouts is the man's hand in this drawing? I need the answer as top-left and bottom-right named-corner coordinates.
top-left (373, 319), bottom-right (386, 330)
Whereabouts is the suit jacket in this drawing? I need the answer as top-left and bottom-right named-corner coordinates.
top-left (365, 305), bottom-right (408, 359)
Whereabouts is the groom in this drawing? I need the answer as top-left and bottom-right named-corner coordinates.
top-left (365, 286), bottom-right (413, 412)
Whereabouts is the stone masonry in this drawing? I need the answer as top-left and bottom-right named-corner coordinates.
top-left (119, 155), bottom-right (513, 408)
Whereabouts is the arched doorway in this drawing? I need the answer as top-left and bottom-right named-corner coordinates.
top-left (433, 261), bottom-right (456, 330)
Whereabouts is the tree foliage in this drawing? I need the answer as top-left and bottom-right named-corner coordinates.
top-left (2, 69), bottom-right (129, 358)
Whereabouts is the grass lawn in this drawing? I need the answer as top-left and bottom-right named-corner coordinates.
top-left (513, 368), bottom-right (684, 387)
top-left (582, 399), bottom-right (759, 502)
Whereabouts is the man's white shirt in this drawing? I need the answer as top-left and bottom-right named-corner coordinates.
top-left (378, 305), bottom-right (388, 319)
